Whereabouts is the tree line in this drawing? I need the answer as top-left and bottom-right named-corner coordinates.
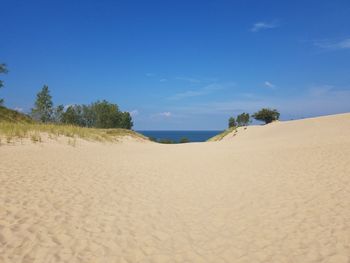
top-left (31, 85), bottom-right (133, 129)
top-left (228, 109), bottom-right (280, 128)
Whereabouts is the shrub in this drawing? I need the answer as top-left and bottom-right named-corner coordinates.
top-left (252, 108), bottom-right (280, 124)
top-left (158, 138), bottom-right (174, 144)
top-left (179, 137), bottom-right (190, 143)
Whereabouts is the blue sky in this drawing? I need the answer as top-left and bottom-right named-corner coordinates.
top-left (1, 0), bottom-right (350, 130)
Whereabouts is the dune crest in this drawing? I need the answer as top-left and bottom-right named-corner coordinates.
top-left (1, 113), bottom-right (350, 262)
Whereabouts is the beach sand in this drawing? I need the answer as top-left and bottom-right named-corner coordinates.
top-left (1, 113), bottom-right (350, 262)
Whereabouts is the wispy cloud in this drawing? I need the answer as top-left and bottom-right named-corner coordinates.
top-left (146, 73), bottom-right (156, 77)
top-left (169, 83), bottom-right (231, 100)
top-left (251, 21), bottom-right (278, 32)
top-left (159, 78), bottom-right (167, 82)
top-left (175, 77), bottom-right (201, 83)
top-left (158, 111), bottom-right (172, 117)
top-left (129, 109), bottom-right (139, 117)
top-left (314, 38), bottom-right (350, 50)
top-left (264, 81), bottom-right (276, 89)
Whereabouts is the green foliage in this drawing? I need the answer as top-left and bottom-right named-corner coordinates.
top-left (120, 112), bottom-right (133, 130)
top-left (179, 137), bottom-right (190, 143)
top-left (228, 117), bottom-right (236, 128)
top-left (252, 108), bottom-right (280, 124)
top-left (61, 105), bottom-right (83, 126)
top-left (53, 104), bottom-right (64, 123)
top-left (0, 106), bottom-right (33, 123)
top-left (31, 85), bottom-right (54, 123)
top-left (158, 138), bottom-right (175, 144)
top-left (236, 112), bottom-right (250, 127)
top-left (0, 63), bottom-right (8, 105)
top-left (148, 136), bottom-right (158, 142)
top-left (60, 100), bottom-right (133, 129)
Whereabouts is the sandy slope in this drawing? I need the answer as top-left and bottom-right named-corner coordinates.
top-left (1, 113), bottom-right (350, 263)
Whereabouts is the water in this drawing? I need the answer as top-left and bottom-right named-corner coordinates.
top-left (137, 130), bottom-right (223, 143)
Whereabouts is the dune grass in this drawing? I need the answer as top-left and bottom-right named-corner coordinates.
top-left (0, 122), bottom-right (148, 145)
top-left (0, 106), bottom-right (33, 123)
top-left (207, 127), bottom-right (236, 142)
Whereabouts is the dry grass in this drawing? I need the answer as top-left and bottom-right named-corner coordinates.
top-left (207, 127), bottom-right (236, 142)
top-left (0, 122), bottom-right (148, 145)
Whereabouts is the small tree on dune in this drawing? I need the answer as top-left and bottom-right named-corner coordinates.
top-left (228, 117), bottom-right (236, 128)
top-left (31, 85), bottom-right (54, 122)
top-left (252, 108), bottom-right (280, 124)
top-left (236, 112), bottom-right (250, 127)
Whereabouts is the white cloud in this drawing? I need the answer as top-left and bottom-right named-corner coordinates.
top-left (159, 111), bottom-right (171, 117)
top-left (251, 21), bottom-right (278, 32)
top-left (129, 109), bottom-right (139, 116)
top-left (264, 81), bottom-right (276, 89)
top-left (159, 78), bottom-right (167, 82)
top-left (314, 38), bottom-right (350, 50)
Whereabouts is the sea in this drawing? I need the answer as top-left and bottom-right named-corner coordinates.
top-left (137, 130), bottom-right (223, 143)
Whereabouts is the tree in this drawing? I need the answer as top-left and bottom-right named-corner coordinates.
top-left (53, 104), bottom-right (64, 123)
top-left (228, 117), bottom-right (236, 128)
top-left (0, 63), bottom-right (8, 105)
top-left (31, 85), bottom-right (54, 122)
top-left (236, 112), bottom-right (250, 127)
top-left (252, 108), bottom-right (280, 124)
top-left (120, 112), bottom-right (133, 129)
top-left (61, 105), bottom-right (83, 125)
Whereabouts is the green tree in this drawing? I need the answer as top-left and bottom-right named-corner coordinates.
top-left (31, 85), bottom-right (54, 122)
top-left (228, 117), bottom-right (236, 128)
top-left (61, 105), bottom-right (83, 125)
top-left (0, 63), bottom-right (8, 105)
top-left (90, 100), bottom-right (121, 128)
top-left (53, 104), bottom-right (64, 123)
top-left (120, 112), bottom-right (133, 129)
top-left (252, 108), bottom-right (280, 124)
top-left (236, 112), bottom-right (250, 127)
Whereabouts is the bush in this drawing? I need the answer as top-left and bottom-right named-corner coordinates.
top-left (252, 108), bottom-right (280, 124)
top-left (158, 138), bottom-right (175, 144)
top-left (179, 137), bottom-right (190, 143)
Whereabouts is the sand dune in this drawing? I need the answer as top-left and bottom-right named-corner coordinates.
top-left (1, 113), bottom-right (350, 262)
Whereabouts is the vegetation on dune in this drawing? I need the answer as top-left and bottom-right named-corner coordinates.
top-left (236, 112), bottom-right (250, 127)
top-left (252, 108), bottom-right (280, 124)
top-left (207, 127), bottom-right (235, 142)
top-left (0, 121), bottom-right (147, 145)
top-left (31, 85), bottom-right (133, 129)
top-left (0, 106), bottom-right (33, 123)
top-left (228, 117), bottom-right (236, 128)
top-left (211, 108), bottom-right (280, 141)
top-left (148, 136), bottom-right (190, 144)
top-left (179, 137), bottom-right (190, 143)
